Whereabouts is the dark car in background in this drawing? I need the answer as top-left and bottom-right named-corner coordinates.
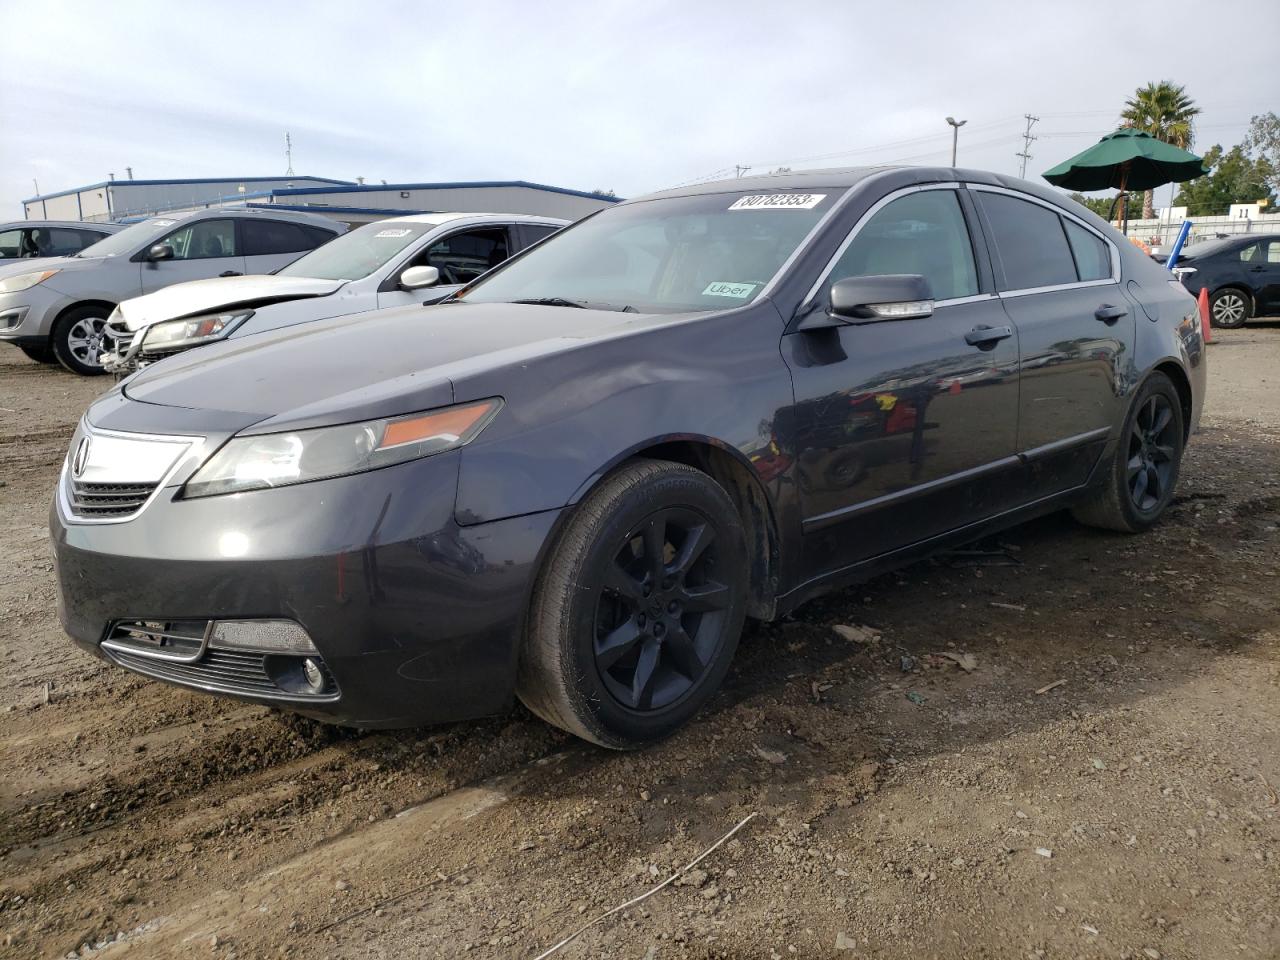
top-left (0, 220), bottom-right (123, 265)
top-left (1163, 234), bottom-right (1280, 327)
top-left (52, 167), bottom-right (1205, 749)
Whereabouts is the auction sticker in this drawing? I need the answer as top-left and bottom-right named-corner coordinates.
top-left (374, 228), bottom-right (413, 238)
top-left (728, 194), bottom-right (826, 210)
top-left (702, 281), bottom-right (757, 298)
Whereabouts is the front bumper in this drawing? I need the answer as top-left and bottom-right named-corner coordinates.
top-left (52, 446), bottom-right (561, 728)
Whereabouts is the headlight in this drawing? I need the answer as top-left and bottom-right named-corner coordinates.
top-left (140, 310), bottom-right (253, 354)
top-left (0, 269), bottom-right (59, 294)
top-left (183, 399), bottom-right (503, 498)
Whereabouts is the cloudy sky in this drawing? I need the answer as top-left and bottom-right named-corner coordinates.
top-left (0, 0), bottom-right (1274, 215)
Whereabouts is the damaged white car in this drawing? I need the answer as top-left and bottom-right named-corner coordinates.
top-left (102, 212), bottom-right (565, 373)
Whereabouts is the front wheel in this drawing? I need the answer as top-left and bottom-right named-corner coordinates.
top-left (517, 459), bottom-right (749, 748)
top-left (1072, 372), bottom-right (1185, 533)
top-left (51, 306), bottom-right (116, 376)
top-left (1209, 288), bottom-right (1250, 329)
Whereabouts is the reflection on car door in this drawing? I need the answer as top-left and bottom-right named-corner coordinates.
top-left (781, 185), bottom-right (1020, 581)
top-left (139, 219), bottom-right (247, 294)
top-left (376, 226), bottom-right (517, 309)
top-left (972, 188), bottom-right (1133, 496)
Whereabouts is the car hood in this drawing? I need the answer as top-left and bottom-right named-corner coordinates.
top-left (0, 255), bottom-right (88, 279)
top-left (122, 301), bottom-right (678, 433)
top-left (115, 274), bottom-right (346, 330)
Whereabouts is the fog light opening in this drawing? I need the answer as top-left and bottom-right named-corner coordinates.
top-left (302, 657), bottom-right (325, 694)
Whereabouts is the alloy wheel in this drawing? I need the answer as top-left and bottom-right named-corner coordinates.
top-left (1211, 292), bottom-right (1245, 326)
top-left (66, 316), bottom-right (116, 368)
top-left (592, 507), bottom-right (730, 712)
top-left (1126, 394), bottom-right (1178, 512)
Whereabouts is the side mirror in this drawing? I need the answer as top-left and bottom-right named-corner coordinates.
top-left (148, 243), bottom-right (175, 262)
top-left (830, 274), bottom-right (933, 321)
top-left (399, 265), bottom-right (440, 290)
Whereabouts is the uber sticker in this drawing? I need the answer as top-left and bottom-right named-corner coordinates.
top-left (374, 228), bottom-right (413, 238)
top-left (702, 281), bottom-right (757, 298)
top-left (728, 193), bottom-right (826, 211)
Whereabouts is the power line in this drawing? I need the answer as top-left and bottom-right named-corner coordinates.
top-left (1016, 114), bottom-right (1039, 178)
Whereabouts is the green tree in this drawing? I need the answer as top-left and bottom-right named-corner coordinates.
top-left (1242, 111), bottom-right (1280, 190)
top-left (1069, 191), bottom-right (1142, 222)
top-left (1173, 144), bottom-right (1277, 216)
top-left (1120, 80), bottom-right (1201, 218)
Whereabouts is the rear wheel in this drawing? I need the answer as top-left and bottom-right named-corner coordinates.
top-left (1072, 372), bottom-right (1185, 533)
top-left (51, 306), bottom-right (116, 376)
top-left (1209, 288), bottom-right (1250, 328)
top-left (517, 459), bottom-right (749, 748)
top-left (18, 343), bottom-right (56, 364)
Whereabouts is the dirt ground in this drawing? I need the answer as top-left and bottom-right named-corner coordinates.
top-left (1, 323), bottom-right (1277, 960)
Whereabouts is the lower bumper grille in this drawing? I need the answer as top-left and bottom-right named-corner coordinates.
top-left (102, 620), bottom-right (339, 702)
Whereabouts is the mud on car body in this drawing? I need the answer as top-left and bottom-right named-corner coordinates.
top-left (52, 166), bottom-right (1205, 748)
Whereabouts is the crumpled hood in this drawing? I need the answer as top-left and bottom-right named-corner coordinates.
top-left (115, 274), bottom-right (345, 331)
top-left (121, 301), bottom-right (661, 434)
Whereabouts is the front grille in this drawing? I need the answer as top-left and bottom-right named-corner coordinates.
top-left (68, 480), bottom-right (158, 518)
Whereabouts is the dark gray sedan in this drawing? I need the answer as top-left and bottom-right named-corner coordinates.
top-left (52, 167), bottom-right (1205, 748)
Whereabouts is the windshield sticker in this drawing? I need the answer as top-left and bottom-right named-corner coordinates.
top-left (373, 228), bottom-right (413, 239)
top-left (702, 281), bottom-right (757, 298)
top-left (728, 194), bottom-right (826, 211)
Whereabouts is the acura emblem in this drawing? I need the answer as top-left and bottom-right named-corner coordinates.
top-left (72, 437), bottom-right (91, 479)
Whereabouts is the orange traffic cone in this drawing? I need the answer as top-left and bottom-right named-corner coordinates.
top-left (1198, 287), bottom-right (1212, 344)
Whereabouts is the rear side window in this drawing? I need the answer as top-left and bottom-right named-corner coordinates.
top-left (1239, 243), bottom-right (1259, 262)
top-left (1062, 219), bottom-right (1111, 281)
top-left (827, 189), bottom-right (979, 301)
top-left (1266, 241), bottom-right (1280, 263)
top-left (242, 220), bottom-right (322, 256)
top-left (978, 192), bottom-right (1077, 290)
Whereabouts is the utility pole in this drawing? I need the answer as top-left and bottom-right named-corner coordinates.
top-left (734, 164), bottom-right (751, 178)
top-left (946, 117), bottom-right (967, 166)
top-left (32, 178), bottom-right (39, 196)
top-left (285, 132), bottom-right (295, 176)
top-left (1016, 114), bottom-right (1039, 178)
top-left (126, 166), bottom-right (134, 181)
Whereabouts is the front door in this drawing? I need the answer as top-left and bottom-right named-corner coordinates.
top-left (972, 188), bottom-right (1133, 495)
top-left (139, 218), bottom-right (246, 294)
top-left (377, 226), bottom-right (514, 309)
top-left (1252, 238), bottom-right (1280, 313)
top-left (781, 186), bottom-right (1020, 580)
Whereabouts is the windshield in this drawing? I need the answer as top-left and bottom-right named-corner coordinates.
top-left (75, 218), bottom-right (179, 259)
top-left (278, 221), bottom-right (438, 281)
top-left (459, 189), bottom-right (841, 313)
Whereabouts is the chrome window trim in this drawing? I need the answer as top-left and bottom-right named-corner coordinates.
top-left (966, 183), bottom-right (1122, 291)
top-left (997, 277), bottom-right (1118, 300)
top-left (800, 182), bottom-right (971, 308)
top-left (58, 422), bottom-right (205, 525)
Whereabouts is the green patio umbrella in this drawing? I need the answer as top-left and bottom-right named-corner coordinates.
top-left (1043, 127), bottom-right (1207, 233)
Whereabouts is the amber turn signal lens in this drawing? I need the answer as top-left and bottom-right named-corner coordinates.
top-left (378, 400), bottom-right (501, 450)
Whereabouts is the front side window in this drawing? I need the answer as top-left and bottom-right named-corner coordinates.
top-left (461, 189), bottom-right (841, 313)
top-left (418, 228), bottom-right (510, 285)
top-left (0, 229), bottom-right (22, 258)
top-left (1063, 219), bottom-right (1111, 281)
top-left (825, 189), bottom-right (979, 302)
top-left (242, 219), bottom-right (321, 257)
top-left (160, 219), bottom-right (237, 260)
top-left (979, 192), bottom-right (1077, 290)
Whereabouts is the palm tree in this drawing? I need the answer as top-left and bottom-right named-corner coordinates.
top-left (1121, 81), bottom-right (1201, 218)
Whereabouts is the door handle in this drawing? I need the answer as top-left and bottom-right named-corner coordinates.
top-left (219, 271), bottom-right (243, 278)
top-left (964, 324), bottom-right (1013, 347)
top-left (1249, 265), bottom-right (1266, 272)
top-left (1094, 304), bottom-right (1127, 324)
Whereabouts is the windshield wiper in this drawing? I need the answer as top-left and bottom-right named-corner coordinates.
top-left (511, 297), bottom-right (587, 309)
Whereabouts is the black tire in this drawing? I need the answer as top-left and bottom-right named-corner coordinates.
top-left (1209, 288), bottom-right (1251, 329)
top-left (51, 305), bottom-right (115, 376)
top-left (18, 343), bottom-right (56, 364)
top-left (1072, 372), bottom-right (1185, 533)
top-left (517, 459), bottom-right (749, 749)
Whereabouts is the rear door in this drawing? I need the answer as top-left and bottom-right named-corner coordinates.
top-left (376, 225), bottom-right (516, 309)
top-left (972, 187), bottom-right (1131, 496)
top-left (1251, 239), bottom-right (1280, 312)
top-left (782, 184), bottom-right (1021, 578)
top-left (139, 218), bottom-right (246, 293)
top-left (241, 219), bottom-right (334, 275)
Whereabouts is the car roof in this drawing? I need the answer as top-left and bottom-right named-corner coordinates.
top-left (135, 207), bottom-right (344, 231)
top-left (372, 212), bottom-right (570, 227)
top-left (0, 219), bottom-right (123, 232)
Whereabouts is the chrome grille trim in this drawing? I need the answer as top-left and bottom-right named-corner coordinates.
top-left (101, 619), bottom-right (211, 663)
top-left (58, 423), bottom-right (203, 525)
top-left (68, 481), bottom-right (159, 517)
top-left (103, 640), bottom-right (340, 703)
